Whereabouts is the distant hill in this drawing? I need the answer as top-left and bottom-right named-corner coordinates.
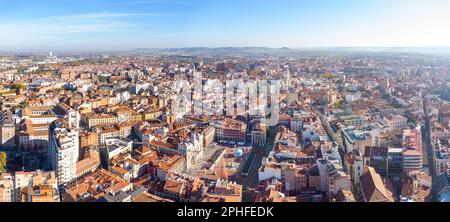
top-left (122, 47), bottom-right (450, 57)
top-left (130, 47), bottom-right (299, 55)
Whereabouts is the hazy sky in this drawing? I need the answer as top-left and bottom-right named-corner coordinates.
top-left (0, 0), bottom-right (450, 51)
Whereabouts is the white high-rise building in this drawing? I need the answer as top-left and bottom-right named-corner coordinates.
top-left (48, 119), bottom-right (79, 185)
top-left (285, 68), bottom-right (291, 89)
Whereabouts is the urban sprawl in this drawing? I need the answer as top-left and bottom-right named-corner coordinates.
top-left (1, 50), bottom-right (450, 202)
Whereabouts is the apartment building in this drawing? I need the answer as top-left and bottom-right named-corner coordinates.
top-left (48, 119), bottom-right (79, 185)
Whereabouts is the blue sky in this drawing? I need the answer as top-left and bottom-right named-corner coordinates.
top-left (0, 0), bottom-right (450, 51)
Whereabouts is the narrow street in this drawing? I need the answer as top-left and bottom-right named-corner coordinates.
top-left (238, 126), bottom-right (277, 202)
top-left (423, 98), bottom-right (439, 201)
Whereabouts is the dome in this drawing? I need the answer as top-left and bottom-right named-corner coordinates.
top-left (234, 149), bottom-right (243, 157)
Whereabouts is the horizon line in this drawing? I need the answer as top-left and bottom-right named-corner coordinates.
top-left (2, 46), bottom-right (450, 54)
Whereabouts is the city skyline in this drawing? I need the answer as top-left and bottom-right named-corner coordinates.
top-left (1, 0), bottom-right (450, 52)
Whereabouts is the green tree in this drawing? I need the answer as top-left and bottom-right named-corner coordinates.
top-left (321, 73), bottom-right (335, 79)
top-left (332, 100), bottom-right (344, 109)
top-left (98, 76), bottom-right (109, 83)
top-left (0, 152), bottom-right (7, 172)
top-left (7, 83), bottom-right (26, 91)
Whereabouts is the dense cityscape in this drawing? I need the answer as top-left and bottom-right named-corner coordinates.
top-left (1, 48), bottom-right (450, 203)
top-left (1, 0), bottom-right (450, 210)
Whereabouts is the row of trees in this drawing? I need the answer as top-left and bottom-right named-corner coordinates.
top-left (0, 151), bottom-right (7, 172)
top-left (6, 83), bottom-right (26, 91)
